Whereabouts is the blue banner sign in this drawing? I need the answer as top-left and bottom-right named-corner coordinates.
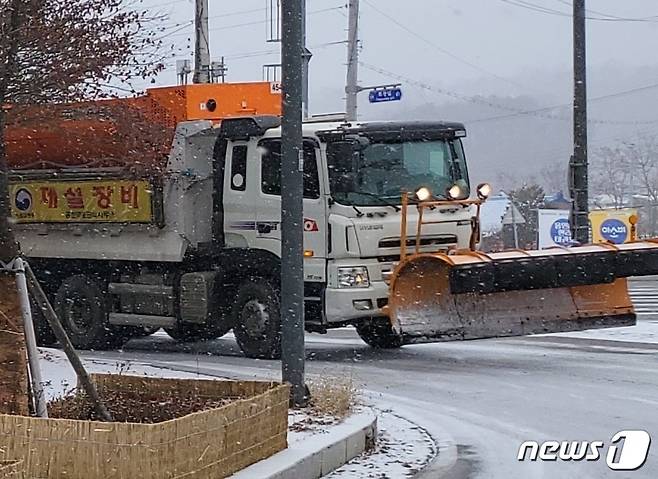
top-left (369, 88), bottom-right (403, 103)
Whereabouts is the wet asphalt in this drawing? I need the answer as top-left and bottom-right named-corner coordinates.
top-left (80, 316), bottom-right (658, 479)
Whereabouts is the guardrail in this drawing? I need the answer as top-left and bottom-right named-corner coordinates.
top-left (629, 276), bottom-right (658, 317)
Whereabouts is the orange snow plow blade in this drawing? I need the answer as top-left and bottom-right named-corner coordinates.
top-left (387, 244), bottom-right (658, 343)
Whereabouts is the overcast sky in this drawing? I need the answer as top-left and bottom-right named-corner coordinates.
top-left (132, 1), bottom-right (658, 186)
top-left (139, 0), bottom-right (658, 116)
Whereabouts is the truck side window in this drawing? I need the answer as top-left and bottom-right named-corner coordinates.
top-left (260, 139), bottom-right (320, 199)
top-left (230, 145), bottom-right (248, 192)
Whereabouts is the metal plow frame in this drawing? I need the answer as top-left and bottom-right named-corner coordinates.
top-left (385, 193), bottom-right (658, 344)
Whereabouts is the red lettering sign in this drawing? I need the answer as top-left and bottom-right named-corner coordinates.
top-left (40, 187), bottom-right (58, 209)
top-left (120, 185), bottom-right (139, 209)
top-left (64, 187), bottom-right (84, 209)
top-left (92, 186), bottom-right (113, 209)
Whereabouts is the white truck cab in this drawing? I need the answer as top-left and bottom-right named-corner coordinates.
top-left (218, 117), bottom-right (474, 342)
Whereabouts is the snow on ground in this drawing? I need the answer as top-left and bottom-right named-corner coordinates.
top-left (544, 319), bottom-right (658, 345)
top-left (39, 347), bottom-right (214, 400)
top-left (288, 408), bottom-right (343, 440)
top-left (40, 348), bottom-right (436, 477)
top-left (39, 348), bottom-right (354, 456)
top-left (327, 407), bottom-right (436, 479)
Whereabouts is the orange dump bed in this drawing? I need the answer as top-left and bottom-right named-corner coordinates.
top-left (6, 82), bottom-right (282, 172)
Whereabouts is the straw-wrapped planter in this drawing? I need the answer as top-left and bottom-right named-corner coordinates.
top-left (0, 375), bottom-right (290, 478)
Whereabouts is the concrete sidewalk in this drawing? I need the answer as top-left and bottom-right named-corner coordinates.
top-left (230, 409), bottom-right (377, 479)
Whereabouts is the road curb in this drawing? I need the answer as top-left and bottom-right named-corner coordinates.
top-left (230, 409), bottom-right (378, 479)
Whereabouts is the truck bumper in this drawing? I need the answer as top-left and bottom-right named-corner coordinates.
top-left (324, 281), bottom-right (390, 324)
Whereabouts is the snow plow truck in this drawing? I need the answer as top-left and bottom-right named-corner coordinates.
top-left (6, 82), bottom-right (658, 358)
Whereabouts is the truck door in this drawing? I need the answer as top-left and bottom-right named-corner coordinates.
top-left (255, 138), bottom-right (327, 283)
top-left (222, 140), bottom-right (258, 248)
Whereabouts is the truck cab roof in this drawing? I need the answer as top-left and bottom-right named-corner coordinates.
top-left (218, 116), bottom-right (467, 142)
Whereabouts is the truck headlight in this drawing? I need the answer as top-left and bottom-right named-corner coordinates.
top-left (446, 183), bottom-right (463, 200)
top-left (415, 187), bottom-right (432, 202)
top-left (337, 267), bottom-right (370, 289)
top-left (476, 182), bottom-right (492, 200)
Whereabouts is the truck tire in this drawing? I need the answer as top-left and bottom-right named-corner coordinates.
top-left (55, 275), bottom-right (125, 350)
top-left (30, 297), bottom-right (57, 346)
top-left (356, 319), bottom-right (403, 349)
top-left (232, 278), bottom-right (281, 359)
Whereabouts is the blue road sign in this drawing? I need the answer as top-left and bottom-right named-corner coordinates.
top-left (369, 88), bottom-right (403, 103)
top-left (600, 219), bottom-right (628, 244)
top-left (550, 218), bottom-right (572, 246)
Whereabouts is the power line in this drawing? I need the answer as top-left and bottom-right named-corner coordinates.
top-left (501, 0), bottom-right (658, 23)
top-left (159, 7), bottom-right (266, 29)
top-left (470, 81), bottom-right (658, 124)
top-left (225, 40), bottom-right (345, 61)
top-left (155, 22), bottom-right (194, 41)
top-left (500, 0), bottom-right (570, 17)
top-left (359, 61), bottom-right (658, 126)
top-left (360, 60), bottom-right (545, 111)
top-left (154, 40), bottom-right (345, 69)
top-left (360, 0), bottom-right (537, 94)
top-left (552, 0), bottom-right (658, 22)
top-left (162, 5), bottom-right (346, 39)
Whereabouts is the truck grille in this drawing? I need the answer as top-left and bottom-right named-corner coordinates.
top-left (378, 235), bottom-right (458, 249)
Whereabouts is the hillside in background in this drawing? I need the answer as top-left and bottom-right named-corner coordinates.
top-left (347, 64), bottom-right (658, 193)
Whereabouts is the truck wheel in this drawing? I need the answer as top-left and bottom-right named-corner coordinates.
top-left (55, 275), bottom-right (124, 350)
top-left (356, 319), bottom-right (403, 349)
top-left (232, 278), bottom-right (281, 359)
top-left (30, 297), bottom-right (57, 346)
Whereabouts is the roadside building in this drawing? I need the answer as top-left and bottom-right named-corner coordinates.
top-left (479, 191), bottom-right (526, 251)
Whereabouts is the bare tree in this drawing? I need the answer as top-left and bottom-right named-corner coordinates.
top-left (590, 146), bottom-right (634, 209)
top-left (625, 136), bottom-right (658, 206)
top-left (538, 160), bottom-right (568, 194)
top-left (591, 134), bottom-right (658, 235)
top-left (625, 136), bottom-right (658, 235)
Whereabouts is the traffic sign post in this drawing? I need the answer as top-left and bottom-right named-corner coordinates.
top-left (369, 87), bottom-right (403, 103)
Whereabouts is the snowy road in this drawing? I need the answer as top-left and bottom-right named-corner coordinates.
top-left (77, 319), bottom-right (658, 479)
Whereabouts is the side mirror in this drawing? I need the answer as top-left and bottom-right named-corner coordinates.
top-left (345, 134), bottom-right (370, 151)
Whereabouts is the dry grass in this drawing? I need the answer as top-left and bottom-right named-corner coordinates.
top-left (48, 390), bottom-right (233, 423)
top-left (306, 374), bottom-right (359, 419)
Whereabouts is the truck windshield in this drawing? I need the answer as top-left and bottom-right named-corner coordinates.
top-left (328, 139), bottom-right (469, 207)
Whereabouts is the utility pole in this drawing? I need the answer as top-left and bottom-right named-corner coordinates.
top-left (280, 0), bottom-right (307, 406)
top-left (301, 1), bottom-right (312, 118)
top-left (511, 201), bottom-right (520, 249)
top-left (570, 0), bottom-right (589, 243)
top-left (345, 0), bottom-right (360, 121)
top-left (193, 0), bottom-right (211, 84)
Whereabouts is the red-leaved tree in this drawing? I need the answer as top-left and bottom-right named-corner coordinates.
top-left (0, 0), bottom-right (165, 414)
top-left (0, 0), bottom-right (166, 260)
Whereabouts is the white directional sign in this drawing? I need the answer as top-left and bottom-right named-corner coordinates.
top-left (538, 209), bottom-right (572, 249)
